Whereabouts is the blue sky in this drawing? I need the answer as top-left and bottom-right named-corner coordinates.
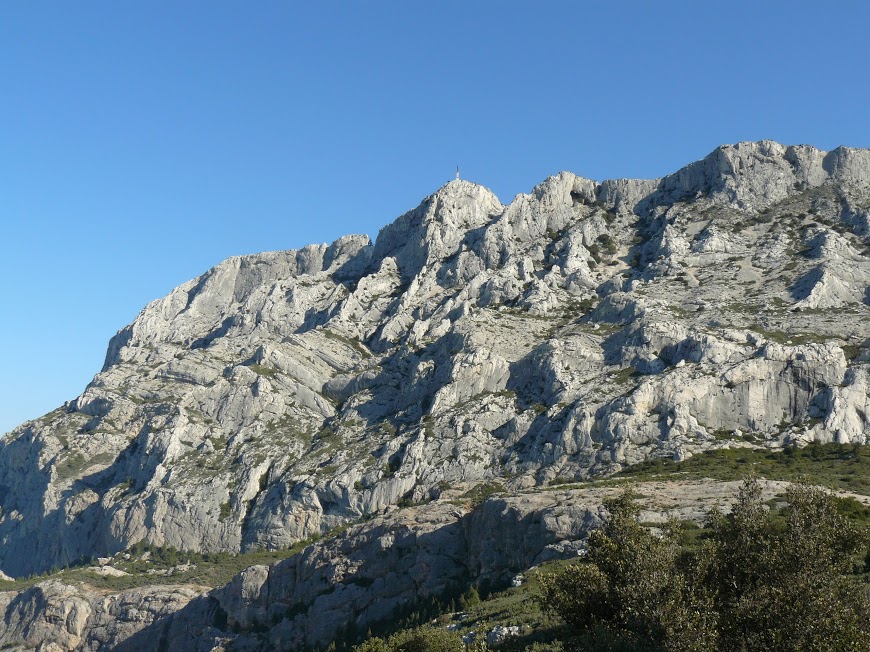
top-left (2, 1), bottom-right (869, 434)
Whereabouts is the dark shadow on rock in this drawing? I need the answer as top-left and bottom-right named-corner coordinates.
top-left (111, 494), bottom-right (596, 651)
top-left (2, 428), bottom-right (167, 577)
top-left (498, 406), bottom-right (574, 474)
top-left (790, 266), bottom-right (824, 302)
top-left (338, 332), bottom-right (463, 426)
top-left (113, 595), bottom-right (227, 652)
top-left (191, 316), bottom-right (238, 350)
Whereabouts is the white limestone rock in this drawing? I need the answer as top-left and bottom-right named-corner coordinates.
top-left (0, 581), bottom-right (205, 652)
top-left (0, 140), bottom-right (868, 582)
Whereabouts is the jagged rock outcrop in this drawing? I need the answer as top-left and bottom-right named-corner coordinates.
top-left (1, 140), bottom-right (869, 581)
top-left (0, 478), bottom-right (792, 651)
top-left (0, 581), bottom-right (205, 651)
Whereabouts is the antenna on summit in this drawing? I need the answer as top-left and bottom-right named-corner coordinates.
top-left (455, 166), bottom-right (460, 181)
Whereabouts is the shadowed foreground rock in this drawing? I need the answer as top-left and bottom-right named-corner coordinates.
top-left (0, 479), bottom-right (794, 651)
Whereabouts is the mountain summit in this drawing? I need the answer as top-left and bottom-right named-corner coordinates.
top-left (1, 141), bottom-right (869, 585)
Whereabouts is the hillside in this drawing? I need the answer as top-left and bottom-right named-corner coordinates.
top-left (1, 140), bottom-right (869, 650)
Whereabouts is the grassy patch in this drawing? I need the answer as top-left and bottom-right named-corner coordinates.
top-left (616, 443), bottom-right (870, 496)
top-left (530, 403), bottom-right (548, 415)
top-left (723, 302), bottom-right (761, 314)
top-left (54, 453), bottom-right (88, 481)
top-left (247, 364), bottom-right (279, 378)
top-left (611, 367), bottom-right (638, 385)
top-left (352, 559), bottom-right (578, 652)
top-left (842, 343), bottom-right (864, 361)
top-left (0, 530), bottom-right (346, 594)
top-left (314, 426), bottom-right (342, 453)
top-left (749, 325), bottom-right (836, 347)
top-left (450, 481), bottom-right (506, 507)
top-left (451, 562), bottom-right (580, 650)
top-left (264, 414), bottom-right (313, 447)
top-left (218, 501), bottom-right (231, 522)
top-left (321, 329), bottom-right (371, 358)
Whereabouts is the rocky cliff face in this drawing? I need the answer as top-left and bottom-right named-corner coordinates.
top-left (2, 140), bottom-right (869, 582)
top-left (0, 477), bottom-right (792, 651)
top-left (0, 581), bottom-right (205, 651)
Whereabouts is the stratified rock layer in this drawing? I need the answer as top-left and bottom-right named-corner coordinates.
top-left (0, 478), bottom-right (792, 651)
top-left (2, 140), bottom-right (870, 580)
top-left (0, 581), bottom-right (205, 651)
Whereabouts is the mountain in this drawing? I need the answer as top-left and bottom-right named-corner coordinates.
top-left (1, 140), bottom-right (869, 649)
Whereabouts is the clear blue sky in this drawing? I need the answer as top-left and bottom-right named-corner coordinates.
top-left (2, 1), bottom-right (869, 434)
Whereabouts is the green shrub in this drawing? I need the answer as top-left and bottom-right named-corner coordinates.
top-left (247, 363), bottom-right (279, 377)
top-left (355, 628), bottom-right (475, 652)
top-left (453, 482), bottom-right (505, 507)
top-left (539, 480), bottom-right (870, 651)
top-left (218, 501), bottom-right (231, 521)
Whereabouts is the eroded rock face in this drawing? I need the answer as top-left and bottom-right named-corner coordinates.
top-left (0, 478), bottom-right (791, 651)
top-left (0, 581), bottom-right (205, 651)
top-left (1, 141), bottom-right (869, 579)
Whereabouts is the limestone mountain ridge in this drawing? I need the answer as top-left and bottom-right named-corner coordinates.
top-left (2, 139), bottom-right (869, 590)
